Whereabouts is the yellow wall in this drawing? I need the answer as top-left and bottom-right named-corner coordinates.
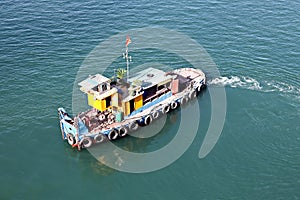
top-left (123, 101), bottom-right (130, 116)
top-left (88, 93), bottom-right (95, 107)
top-left (122, 95), bottom-right (143, 116)
top-left (134, 95), bottom-right (143, 110)
top-left (87, 93), bottom-right (107, 112)
top-left (101, 99), bottom-right (106, 111)
top-left (94, 99), bottom-right (103, 111)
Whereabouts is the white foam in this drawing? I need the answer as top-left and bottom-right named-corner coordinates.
top-left (208, 76), bottom-right (262, 91)
top-left (265, 81), bottom-right (300, 95)
top-left (208, 76), bottom-right (300, 97)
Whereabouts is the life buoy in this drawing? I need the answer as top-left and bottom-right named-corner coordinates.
top-left (144, 115), bottom-right (153, 126)
top-left (152, 110), bottom-right (160, 119)
top-left (108, 129), bottom-right (118, 140)
top-left (81, 137), bottom-right (92, 148)
top-left (170, 101), bottom-right (178, 110)
top-left (129, 121), bottom-right (139, 132)
top-left (67, 133), bottom-right (75, 145)
top-left (189, 91), bottom-right (196, 99)
top-left (118, 126), bottom-right (128, 137)
top-left (180, 96), bottom-right (188, 105)
top-left (94, 134), bottom-right (104, 143)
top-left (162, 104), bottom-right (170, 114)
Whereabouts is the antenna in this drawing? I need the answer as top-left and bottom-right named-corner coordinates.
top-left (123, 36), bottom-right (132, 81)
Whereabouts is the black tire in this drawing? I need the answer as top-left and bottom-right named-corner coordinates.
top-left (162, 104), bottom-right (170, 114)
top-left (170, 101), bottom-right (178, 110)
top-left (67, 133), bottom-right (75, 145)
top-left (118, 126), bottom-right (128, 137)
top-left (81, 137), bottom-right (92, 148)
top-left (129, 121), bottom-right (139, 132)
top-left (108, 129), bottom-right (118, 140)
top-left (144, 115), bottom-right (153, 126)
top-left (189, 91), bottom-right (197, 99)
top-left (152, 110), bottom-right (160, 119)
top-left (94, 134), bottom-right (104, 143)
top-left (180, 96), bottom-right (189, 105)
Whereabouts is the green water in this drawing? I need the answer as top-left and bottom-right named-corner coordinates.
top-left (0, 0), bottom-right (299, 199)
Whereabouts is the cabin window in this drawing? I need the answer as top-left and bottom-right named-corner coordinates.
top-left (143, 85), bottom-right (157, 100)
top-left (157, 85), bottom-right (165, 91)
top-left (92, 86), bottom-right (98, 92)
top-left (101, 84), bottom-right (107, 92)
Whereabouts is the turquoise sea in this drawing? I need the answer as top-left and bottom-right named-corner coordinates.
top-left (1, 0), bottom-right (299, 199)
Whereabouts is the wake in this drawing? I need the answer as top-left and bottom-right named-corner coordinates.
top-left (207, 75), bottom-right (300, 97)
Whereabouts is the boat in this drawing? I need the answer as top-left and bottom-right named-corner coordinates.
top-left (58, 36), bottom-right (206, 150)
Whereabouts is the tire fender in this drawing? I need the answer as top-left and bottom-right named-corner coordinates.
top-left (67, 133), bottom-right (75, 145)
top-left (170, 101), bottom-right (178, 110)
top-left (118, 126), bottom-right (128, 137)
top-left (162, 104), bottom-right (170, 114)
top-left (81, 137), bottom-right (92, 148)
top-left (129, 121), bottom-right (139, 132)
top-left (144, 115), bottom-right (153, 126)
top-left (94, 134), bottom-right (104, 143)
top-left (152, 110), bottom-right (160, 119)
top-left (108, 129), bottom-right (118, 140)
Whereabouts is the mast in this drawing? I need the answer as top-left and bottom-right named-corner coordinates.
top-left (123, 36), bottom-right (132, 81)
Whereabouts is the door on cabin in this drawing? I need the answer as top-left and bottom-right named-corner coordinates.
top-left (106, 96), bottom-right (111, 108)
top-left (129, 99), bottom-right (135, 114)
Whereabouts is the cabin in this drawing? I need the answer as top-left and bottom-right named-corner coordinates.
top-left (123, 67), bottom-right (174, 116)
top-left (78, 67), bottom-right (176, 121)
top-left (78, 74), bottom-right (118, 112)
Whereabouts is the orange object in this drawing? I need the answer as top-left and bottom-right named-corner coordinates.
top-left (72, 143), bottom-right (78, 148)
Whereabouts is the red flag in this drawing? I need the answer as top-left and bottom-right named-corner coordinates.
top-left (125, 35), bottom-right (131, 47)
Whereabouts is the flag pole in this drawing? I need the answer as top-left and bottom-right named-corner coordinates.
top-left (124, 36), bottom-right (131, 82)
top-left (126, 46), bottom-right (129, 81)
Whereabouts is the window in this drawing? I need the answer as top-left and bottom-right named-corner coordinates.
top-left (157, 85), bottom-right (165, 91)
top-left (101, 84), bottom-right (107, 92)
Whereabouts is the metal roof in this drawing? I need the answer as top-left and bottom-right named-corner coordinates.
top-left (78, 74), bottom-right (110, 92)
top-left (128, 67), bottom-right (173, 89)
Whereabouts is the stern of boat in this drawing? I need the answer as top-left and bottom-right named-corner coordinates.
top-left (58, 108), bottom-right (78, 144)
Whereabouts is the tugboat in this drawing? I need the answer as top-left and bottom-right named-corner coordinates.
top-left (58, 36), bottom-right (206, 150)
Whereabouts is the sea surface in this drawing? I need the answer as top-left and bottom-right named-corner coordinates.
top-left (0, 0), bottom-right (299, 199)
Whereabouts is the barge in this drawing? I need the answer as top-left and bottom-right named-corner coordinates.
top-left (58, 37), bottom-right (206, 150)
